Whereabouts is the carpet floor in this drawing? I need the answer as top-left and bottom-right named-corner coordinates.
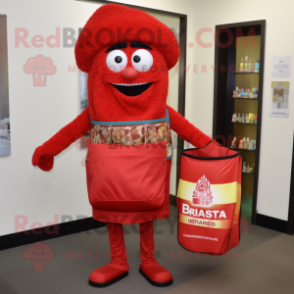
top-left (0, 205), bottom-right (293, 294)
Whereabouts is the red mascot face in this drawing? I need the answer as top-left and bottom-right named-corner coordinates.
top-left (87, 41), bottom-right (169, 121)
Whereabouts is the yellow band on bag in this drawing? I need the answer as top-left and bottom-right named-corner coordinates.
top-left (177, 179), bottom-right (237, 205)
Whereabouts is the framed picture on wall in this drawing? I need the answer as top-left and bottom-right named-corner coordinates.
top-left (270, 81), bottom-right (289, 118)
top-left (0, 15), bottom-right (11, 157)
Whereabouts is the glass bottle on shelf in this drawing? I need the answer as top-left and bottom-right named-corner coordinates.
top-left (231, 136), bottom-right (236, 148)
top-left (243, 162), bottom-right (246, 172)
top-left (255, 59), bottom-right (260, 72)
top-left (232, 113), bottom-right (237, 122)
top-left (236, 113), bottom-right (240, 122)
top-left (247, 137), bottom-right (250, 149)
top-left (241, 113), bottom-right (244, 123)
top-left (254, 114), bottom-right (258, 124)
top-left (240, 58), bottom-right (244, 73)
top-left (243, 137), bottom-right (247, 149)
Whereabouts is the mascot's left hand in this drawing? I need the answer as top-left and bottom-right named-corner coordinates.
top-left (32, 146), bottom-right (54, 171)
top-left (32, 107), bottom-right (90, 172)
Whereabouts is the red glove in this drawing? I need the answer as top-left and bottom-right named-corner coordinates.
top-left (32, 108), bottom-right (90, 172)
top-left (32, 147), bottom-right (54, 171)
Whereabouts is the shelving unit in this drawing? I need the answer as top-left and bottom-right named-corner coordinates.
top-left (232, 122), bottom-right (257, 125)
top-left (235, 72), bottom-right (259, 75)
top-left (213, 20), bottom-right (265, 223)
top-left (231, 148), bottom-right (256, 152)
top-left (232, 97), bottom-right (258, 100)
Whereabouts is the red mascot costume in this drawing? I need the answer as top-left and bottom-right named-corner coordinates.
top-left (32, 4), bottom-right (212, 288)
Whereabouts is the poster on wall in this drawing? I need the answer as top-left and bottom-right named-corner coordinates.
top-left (270, 81), bottom-right (290, 118)
top-left (0, 15), bottom-right (11, 157)
top-left (272, 56), bottom-right (291, 79)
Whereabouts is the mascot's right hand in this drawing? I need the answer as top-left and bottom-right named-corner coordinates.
top-left (32, 146), bottom-right (54, 172)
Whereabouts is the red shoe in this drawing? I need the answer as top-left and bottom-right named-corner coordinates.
top-left (139, 263), bottom-right (173, 287)
top-left (89, 264), bottom-right (128, 288)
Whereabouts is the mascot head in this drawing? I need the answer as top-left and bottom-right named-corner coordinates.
top-left (75, 4), bottom-right (179, 121)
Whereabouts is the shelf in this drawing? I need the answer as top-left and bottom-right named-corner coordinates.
top-left (232, 97), bottom-right (258, 100)
top-left (231, 148), bottom-right (256, 152)
top-left (232, 122), bottom-right (257, 125)
top-left (235, 72), bottom-right (259, 75)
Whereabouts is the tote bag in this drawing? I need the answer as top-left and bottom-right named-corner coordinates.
top-left (177, 142), bottom-right (242, 255)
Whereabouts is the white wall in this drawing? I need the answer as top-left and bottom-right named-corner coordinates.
top-left (191, 0), bottom-right (294, 221)
top-left (0, 0), bottom-right (195, 237)
top-left (0, 0), bottom-right (103, 237)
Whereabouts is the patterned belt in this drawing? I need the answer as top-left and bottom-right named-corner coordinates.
top-left (89, 109), bottom-right (173, 159)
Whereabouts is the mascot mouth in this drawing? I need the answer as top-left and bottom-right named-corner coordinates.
top-left (111, 82), bottom-right (152, 97)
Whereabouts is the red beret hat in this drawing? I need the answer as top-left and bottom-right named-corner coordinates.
top-left (75, 4), bottom-right (180, 73)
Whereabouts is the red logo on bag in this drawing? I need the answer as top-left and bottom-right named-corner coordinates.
top-left (192, 175), bottom-right (213, 207)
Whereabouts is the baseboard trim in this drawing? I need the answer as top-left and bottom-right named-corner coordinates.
top-left (0, 217), bottom-right (105, 251)
top-left (1, 197), bottom-right (178, 251)
top-left (256, 213), bottom-right (288, 233)
top-left (170, 194), bottom-right (176, 206)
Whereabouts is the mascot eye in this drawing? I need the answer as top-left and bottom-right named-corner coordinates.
top-left (133, 56), bottom-right (141, 63)
top-left (115, 56), bottom-right (123, 63)
top-left (131, 49), bottom-right (153, 72)
top-left (106, 50), bottom-right (128, 72)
